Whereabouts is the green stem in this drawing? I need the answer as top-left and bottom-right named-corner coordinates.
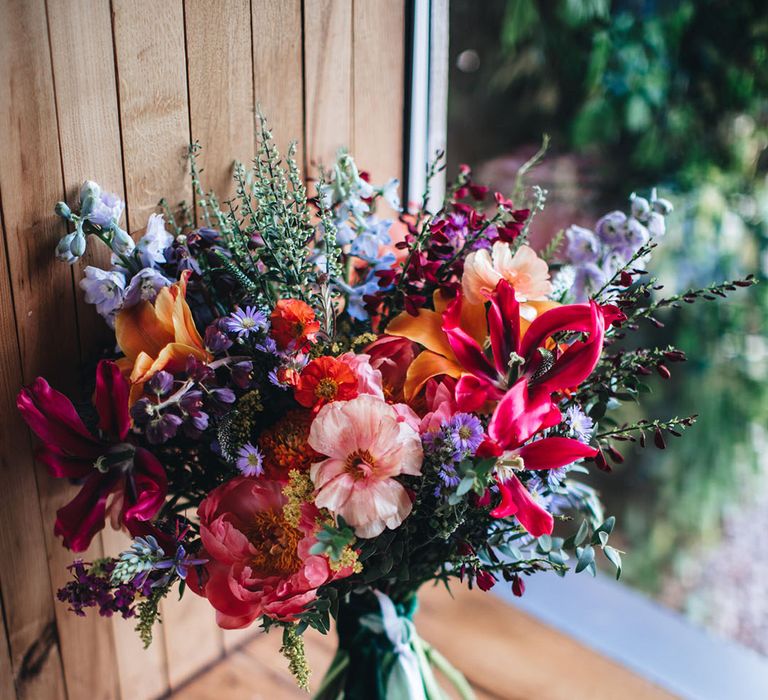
top-left (425, 644), bottom-right (476, 700)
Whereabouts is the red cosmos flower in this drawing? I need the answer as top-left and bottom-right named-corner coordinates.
top-left (17, 360), bottom-right (167, 551)
top-left (269, 299), bottom-right (321, 351)
top-left (294, 356), bottom-right (358, 410)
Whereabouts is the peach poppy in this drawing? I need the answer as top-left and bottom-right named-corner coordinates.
top-left (115, 270), bottom-right (210, 404)
top-left (308, 395), bottom-right (423, 538)
top-left (462, 242), bottom-right (552, 314)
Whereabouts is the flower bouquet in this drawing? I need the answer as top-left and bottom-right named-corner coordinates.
top-left (17, 118), bottom-right (754, 698)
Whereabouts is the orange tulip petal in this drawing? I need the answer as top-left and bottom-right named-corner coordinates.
top-left (115, 301), bottom-right (175, 363)
top-left (404, 350), bottom-right (463, 401)
top-left (386, 309), bottom-right (456, 361)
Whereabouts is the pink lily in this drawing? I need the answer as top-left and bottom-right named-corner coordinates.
top-left (445, 279), bottom-right (622, 412)
top-left (17, 360), bottom-right (167, 551)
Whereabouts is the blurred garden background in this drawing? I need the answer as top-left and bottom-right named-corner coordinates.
top-left (448, 0), bottom-right (768, 655)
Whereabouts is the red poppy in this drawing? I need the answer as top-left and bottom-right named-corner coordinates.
top-left (17, 360), bottom-right (166, 551)
top-left (294, 356), bottom-right (358, 410)
top-left (269, 299), bottom-right (321, 351)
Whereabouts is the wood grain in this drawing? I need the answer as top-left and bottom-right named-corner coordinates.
top-left (113, 0), bottom-right (192, 230)
top-left (185, 0), bottom-right (255, 208)
top-left (303, 0), bottom-right (353, 177)
top-left (173, 585), bottom-right (676, 700)
top-left (0, 159), bottom-right (66, 700)
top-left (251, 0), bottom-right (305, 163)
top-left (352, 0), bottom-right (406, 188)
top-left (112, 0), bottom-right (196, 696)
top-left (0, 0), bottom-right (117, 698)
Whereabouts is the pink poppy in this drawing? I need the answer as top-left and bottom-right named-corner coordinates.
top-left (308, 395), bottom-right (423, 538)
top-left (16, 360), bottom-right (166, 551)
top-left (188, 476), bottom-right (351, 629)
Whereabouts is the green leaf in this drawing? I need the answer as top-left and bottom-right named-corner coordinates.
top-left (456, 476), bottom-right (475, 497)
top-left (604, 546), bottom-right (622, 579)
top-left (574, 519), bottom-right (589, 546)
top-left (575, 545), bottom-right (595, 573)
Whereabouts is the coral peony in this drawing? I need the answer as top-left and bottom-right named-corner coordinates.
top-left (462, 241), bottom-right (552, 310)
top-left (308, 395), bottom-right (423, 538)
top-left (269, 299), bottom-right (321, 351)
top-left (188, 476), bottom-right (351, 628)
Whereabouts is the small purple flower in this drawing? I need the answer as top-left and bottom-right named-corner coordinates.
top-left (123, 267), bottom-right (172, 307)
top-left (236, 443), bottom-right (264, 477)
top-left (136, 213), bottom-right (173, 267)
top-left (204, 320), bottom-right (233, 353)
top-left (223, 306), bottom-right (267, 338)
top-left (210, 387), bottom-right (236, 404)
top-left (565, 225), bottom-right (600, 264)
top-left (231, 360), bottom-right (254, 389)
top-left (445, 413), bottom-right (484, 458)
top-left (147, 370), bottom-right (174, 396)
top-left (434, 462), bottom-right (461, 496)
top-left (146, 413), bottom-right (183, 444)
top-left (79, 266), bottom-right (126, 323)
top-left (571, 263), bottom-right (607, 302)
top-left (179, 389), bottom-right (204, 414)
top-left (80, 181), bottom-right (125, 228)
top-left (564, 405), bottom-right (594, 442)
top-left (595, 210), bottom-right (628, 248)
top-left (130, 398), bottom-right (155, 426)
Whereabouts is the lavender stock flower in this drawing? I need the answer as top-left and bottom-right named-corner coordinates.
top-left (565, 225), bottom-right (600, 264)
top-left (123, 267), bottom-right (172, 307)
top-left (80, 180), bottom-right (125, 228)
top-left (136, 213), bottom-right (173, 267)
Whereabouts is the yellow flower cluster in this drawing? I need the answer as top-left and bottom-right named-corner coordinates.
top-left (282, 469), bottom-right (315, 528)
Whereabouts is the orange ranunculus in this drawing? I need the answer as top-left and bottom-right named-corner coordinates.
top-left (115, 270), bottom-right (210, 404)
top-left (385, 289), bottom-right (559, 403)
top-left (294, 356), bottom-right (358, 410)
top-left (269, 299), bottom-right (321, 351)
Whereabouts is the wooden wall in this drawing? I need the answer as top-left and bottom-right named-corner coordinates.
top-left (0, 1), bottom-right (406, 698)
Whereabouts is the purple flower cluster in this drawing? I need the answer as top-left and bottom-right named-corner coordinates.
top-left (562, 192), bottom-right (673, 301)
top-left (131, 358), bottom-right (243, 444)
top-left (57, 560), bottom-right (142, 619)
top-left (423, 413), bottom-right (485, 497)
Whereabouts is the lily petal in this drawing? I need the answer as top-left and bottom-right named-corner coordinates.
top-left (403, 350), bottom-right (463, 401)
top-left (517, 437), bottom-right (597, 470)
top-left (386, 308), bottom-right (455, 361)
top-left (490, 474), bottom-right (554, 537)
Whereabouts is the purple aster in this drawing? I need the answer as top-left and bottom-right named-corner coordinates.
top-left (434, 462), bottom-right (461, 496)
top-left (564, 405), bottom-right (594, 442)
top-left (445, 413), bottom-right (484, 458)
top-left (236, 443), bottom-right (264, 477)
top-left (223, 306), bottom-right (267, 338)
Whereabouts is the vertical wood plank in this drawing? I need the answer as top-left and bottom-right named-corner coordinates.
top-left (352, 0), bottom-right (406, 187)
top-left (113, 0), bottom-right (192, 230)
top-left (304, 0), bottom-right (353, 176)
top-left (48, 2), bottom-right (173, 698)
top-left (0, 196), bottom-right (66, 700)
top-left (185, 0), bottom-right (254, 206)
top-left (112, 0), bottom-right (199, 693)
top-left (0, 0), bottom-right (118, 697)
top-left (0, 594), bottom-right (18, 700)
top-left (251, 0), bottom-right (305, 161)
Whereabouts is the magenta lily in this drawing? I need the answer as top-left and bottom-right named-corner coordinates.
top-left (17, 360), bottom-right (167, 551)
top-left (446, 279), bottom-right (621, 412)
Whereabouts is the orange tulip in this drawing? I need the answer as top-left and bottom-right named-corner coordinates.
top-left (115, 271), bottom-right (211, 404)
top-left (385, 290), bottom-right (558, 403)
